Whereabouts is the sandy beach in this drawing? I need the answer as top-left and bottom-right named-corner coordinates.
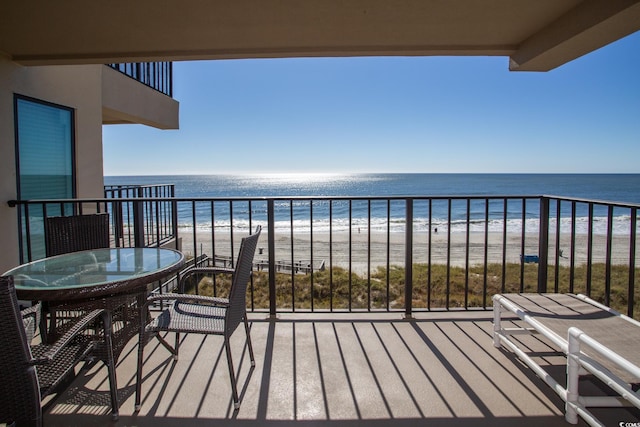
top-left (177, 228), bottom-right (638, 275)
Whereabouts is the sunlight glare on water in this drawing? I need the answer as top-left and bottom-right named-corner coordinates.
top-left (234, 173), bottom-right (381, 196)
top-left (250, 172), bottom-right (346, 184)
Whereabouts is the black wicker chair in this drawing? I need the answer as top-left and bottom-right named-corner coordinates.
top-left (44, 213), bottom-right (110, 257)
top-left (135, 226), bottom-right (261, 411)
top-left (42, 214), bottom-right (110, 341)
top-left (0, 276), bottom-right (118, 427)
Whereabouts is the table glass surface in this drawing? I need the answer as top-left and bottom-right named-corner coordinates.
top-left (4, 248), bottom-right (184, 292)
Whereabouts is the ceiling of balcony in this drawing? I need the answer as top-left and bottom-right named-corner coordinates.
top-left (1, 0), bottom-right (639, 71)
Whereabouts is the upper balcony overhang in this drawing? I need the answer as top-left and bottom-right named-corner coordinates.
top-left (102, 65), bottom-right (179, 130)
top-left (1, 0), bottom-right (639, 72)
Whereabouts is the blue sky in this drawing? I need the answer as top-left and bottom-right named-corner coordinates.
top-left (103, 31), bottom-right (640, 176)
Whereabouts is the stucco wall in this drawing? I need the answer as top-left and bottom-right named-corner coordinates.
top-left (102, 65), bottom-right (179, 130)
top-left (0, 58), bottom-right (105, 272)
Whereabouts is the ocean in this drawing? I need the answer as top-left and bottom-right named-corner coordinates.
top-left (104, 174), bottom-right (640, 235)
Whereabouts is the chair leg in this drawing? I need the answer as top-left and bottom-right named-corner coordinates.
top-left (39, 303), bottom-right (49, 344)
top-left (135, 339), bottom-right (143, 411)
top-left (102, 312), bottom-right (120, 420)
top-left (153, 332), bottom-right (179, 360)
top-left (174, 332), bottom-right (180, 359)
top-left (134, 306), bottom-right (147, 412)
top-left (243, 315), bottom-right (255, 367)
top-left (224, 336), bottom-right (240, 410)
top-left (47, 310), bottom-right (58, 343)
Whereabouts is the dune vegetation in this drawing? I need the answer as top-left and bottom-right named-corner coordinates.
top-left (185, 263), bottom-right (640, 319)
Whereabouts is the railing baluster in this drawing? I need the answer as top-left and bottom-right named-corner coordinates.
top-left (387, 199), bottom-right (391, 311)
top-left (348, 200), bottom-right (352, 311)
top-left (538, 197), bottom-right (549, 293)
top-left (465, 198), bottom-right (470, 308)
top-left (249, 200), bottom-right (255, 312)
top-left (629, 208), bottom-right (637, 318)
top-left (483, 198), bottom-right (489, 308)
top-left (191, 201), bottom-right (197, 274)
top-left (329, 200), bottom-right (334, 312)
top-left (605, 205), bottom-right (614, 306)
top-left (310, 200), bottom-right (314, 312)
top-left (367, 200), bottom-right (372, 311)
top-left (587, 203), bottom-right (594, 296)
top-left (229, 201), bottom-right (234, 266)
top-left (520, 199), bottom-right (526, 292)
top-left (405, 198), bottom-right (413, 317)
top-left (268, 199), bottom-right (276, 317)
top-left (502, 198), bottom-right (507, 293)
top-left (133, 187), bottom-right (145, 248)
top-left (210, 200), bottom-right (216, 261)
top-left (570, 201), bottom-right (577, 293)
top-left (554, 200), bottom-right (561, 292)
top-left (427, 199), bottom-right (432, 310)
top-left (23, 203), bottom-right (32, 263)
top-left (289, 200), bottom-right (295, 310)
top-left (154, 190), bottom-right (161, 247)
top-left (446, 199), bottom-right (452, 309)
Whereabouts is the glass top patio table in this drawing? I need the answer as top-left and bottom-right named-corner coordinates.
top-left (4, 247), bottom-right (185, 301)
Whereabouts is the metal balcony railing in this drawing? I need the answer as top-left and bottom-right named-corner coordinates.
top-left (9, 190), bottom-right (640, 319)
top-left (104, 183), bottom-right (176, 247)
top-left (107, 62), bottom-right (173, 96)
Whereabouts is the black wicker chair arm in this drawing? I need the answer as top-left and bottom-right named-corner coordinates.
top-left (177, 266), bottom-right (237, 291)
top-left (147, 293), bottom-right (229, 307)
top-left (21, 303), bottom-right (41, 343)
top-left (181, 267), bottom-right (235, 276)
top-left (30, 308), bottom-right (104, 365)
top-left (21, 303), bottom-right (40, 319)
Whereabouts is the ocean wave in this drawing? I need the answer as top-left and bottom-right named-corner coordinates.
top-left (175, 214), bottom-right (637, 236)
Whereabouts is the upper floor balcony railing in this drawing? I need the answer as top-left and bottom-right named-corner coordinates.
top-left (9, 188), bottom-right (640, 319)
top-left (107, 62), bottom-right (173, 97)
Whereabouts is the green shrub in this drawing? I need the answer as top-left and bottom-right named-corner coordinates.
top-left (190, 263), bottom-right (640, 319)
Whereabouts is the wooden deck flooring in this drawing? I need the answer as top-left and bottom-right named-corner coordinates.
top-left (44, 311), bottom-right (639, 426)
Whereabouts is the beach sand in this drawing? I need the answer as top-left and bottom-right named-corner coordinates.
top-left (176, 229), bottom-right (638, 275)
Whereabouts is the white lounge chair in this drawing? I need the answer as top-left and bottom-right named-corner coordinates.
top-left (493, 293), bottom-right (640, 426)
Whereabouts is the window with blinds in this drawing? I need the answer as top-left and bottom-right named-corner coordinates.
top-left (15, 95), bottom-right (76, 260)
top-left (15, 96), bottom-right (75, 201)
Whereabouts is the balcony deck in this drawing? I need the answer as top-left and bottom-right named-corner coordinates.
top-left (43, 311), bottom-right (639, 426)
